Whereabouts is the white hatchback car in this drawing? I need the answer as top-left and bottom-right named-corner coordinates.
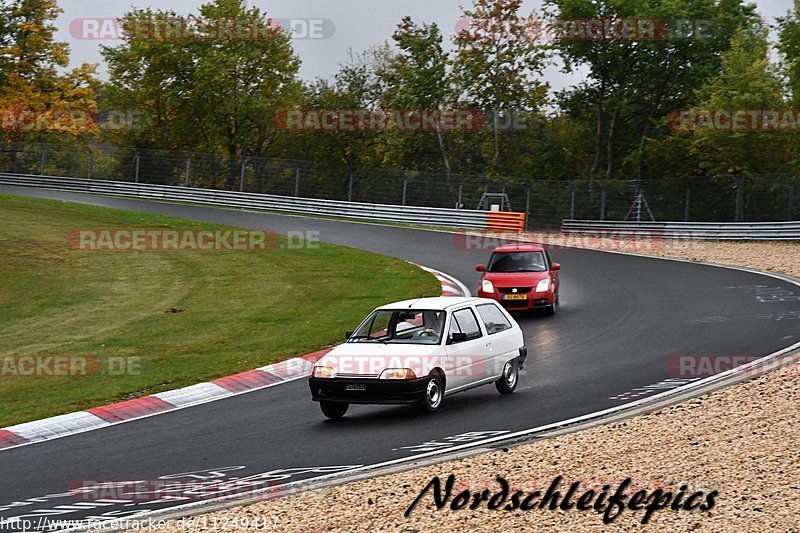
top-left (309, 297), bottom-right (527, 419)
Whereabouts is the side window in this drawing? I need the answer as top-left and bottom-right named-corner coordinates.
top-left (448, 315), bottom-right (463, 337)
top-left (450, 308), bottom-right (483, 341)
top-left (369, 312), bottom-right (391, 337)
top-left (476, 303), bottom-right (512, 335)
top-left (544, 250), bottom-right (552, 269)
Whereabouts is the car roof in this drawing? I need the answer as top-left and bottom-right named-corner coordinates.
top-left (493, 243), bottom-right (545, 253)
top-left (376, 297), bottom-right (486, 311)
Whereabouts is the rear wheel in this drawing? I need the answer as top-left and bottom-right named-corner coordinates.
top-left (420, 377), bottom-right (444, 412)
top-left (320, 401), bottom-right (348, 419)
top-left (495, 360), bottom-right (518, 394)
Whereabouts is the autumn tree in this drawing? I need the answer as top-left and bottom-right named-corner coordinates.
top-left (0, 0), bottom-right (98, 142)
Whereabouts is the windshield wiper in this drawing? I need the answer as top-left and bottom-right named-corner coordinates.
top-left (350, 335), bottom-right (388, 344)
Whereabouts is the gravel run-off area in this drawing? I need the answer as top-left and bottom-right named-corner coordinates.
top-left (143, 240), bottom-right (800, 532)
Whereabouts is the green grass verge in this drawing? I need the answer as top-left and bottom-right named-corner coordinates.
top-left (0, 194), bottom-right (439, 426)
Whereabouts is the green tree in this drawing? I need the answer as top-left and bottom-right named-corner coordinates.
top-left (380, 18), bottom-right (456, 178)
top-left (102, 0), bottom-right (301, 157)
top-left (547, 0), bottom-right (759, 181)
top-left (688, 24), bottom-right (789, 175)
top-left (0, 1), bottom-right (15, 87)
top-left (778, 0), bottom-right (800, 107)
top-left (292, 46), bottom-right (393, 170)
top-left (452, 0), bottom-right (550, 174)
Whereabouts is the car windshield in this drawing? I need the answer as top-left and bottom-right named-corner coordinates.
top-left (349, 309), bottom-right (445, 345)
top-left (488, 251), bottom-right (547, 273)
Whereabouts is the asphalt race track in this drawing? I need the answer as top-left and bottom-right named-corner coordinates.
top-left (1, 185), bottom-right (799, 531)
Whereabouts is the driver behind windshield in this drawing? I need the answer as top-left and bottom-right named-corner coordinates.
top-left (490, 252), bottom-right (546, 272)
top-left (350, 310), bottom-right (445, 344)
top-left (417, 310), bottom-right (444, 340)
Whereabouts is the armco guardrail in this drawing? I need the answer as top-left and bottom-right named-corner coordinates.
top-left (487, 211), bottom-right (527, 232)
top-left (0, 173), bottom-right (527, 231)
top-left (562, 219), bottom-right (800, 240)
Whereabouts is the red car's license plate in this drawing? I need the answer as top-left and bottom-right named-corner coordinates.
top-left (503, 294), bottom-right (527, 301)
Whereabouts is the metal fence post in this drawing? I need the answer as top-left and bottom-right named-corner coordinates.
top-left (185, 156), bottom-right (191, 187)
top-left (594, 180), bottom-right (605, 221)
top-left (348, 172), bottom-right (353, 202)
top-left (525, 184), bottom-right (531, 231)
top-left (294, 167), bottom-right (300, 197)
top-left (240, 158), bottom-right (247, 192)
top-left (734, 175), bottom-right (743, 222)
top-left (570, 181), bottom-right (576, 219)
top-left (134, 152), bottom-right (140, 183)
top-left (87, 148), bottom-right (93, 179)
top-left (788, 184), bottom-right (795, 221)
top-left (684, 187), bottom-right (691, 222)
top-left (402, 178), bottom-right (407, 206)
top-left (39, 142), bottom-right (45, 175)
top-left (457, 183), bottom-right (463, 209)
top-left (600, 189), bottom-right (606, 221)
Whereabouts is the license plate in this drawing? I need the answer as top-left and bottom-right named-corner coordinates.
top-left (503, 294), bottom-right (527, 301)
top-left (345, 384), bottom-right (366, 391)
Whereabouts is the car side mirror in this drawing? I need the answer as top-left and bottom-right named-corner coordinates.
top-left (449, 332), bottom-right (468, 344)
top-left (475, 264), bottom-right (486, 272)
top-left (551, 263), bottom-right (561, 271)
top-left (345, 330), bottom-right (353, 339)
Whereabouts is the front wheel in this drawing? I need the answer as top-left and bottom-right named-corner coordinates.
top-left (420, 377), bottom-right (444, 412)
top-left (320, 401), bottom-right (349, 419)
top-left (495, 360), bottom-right (518, 394)
top-left (545, 294), bottom-right (559, 316)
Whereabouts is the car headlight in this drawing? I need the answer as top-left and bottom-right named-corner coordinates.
top-left (379, 368), bottom-right (417, 380)
top-left (312, 365), bottom-right (335, 378)
top-left (536, 278), bottom-right (551, 293)
top-left (481, 280), bottom-right (495, 293)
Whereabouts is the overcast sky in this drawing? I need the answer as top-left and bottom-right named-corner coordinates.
top-left (55, 0), bottom-right (793, 93)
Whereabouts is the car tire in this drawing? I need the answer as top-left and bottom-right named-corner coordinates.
top-left (420, 377), bottom-right (444, 413)
top-left (545, 294), bottom-right (559, 315)
top-left (495, 360), bottom-right (518, 394)
top-left (320, 401), bottom-right (349, 419)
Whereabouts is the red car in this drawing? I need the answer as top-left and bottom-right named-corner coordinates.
top-left (475, 244), bottom-right (560, 314)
